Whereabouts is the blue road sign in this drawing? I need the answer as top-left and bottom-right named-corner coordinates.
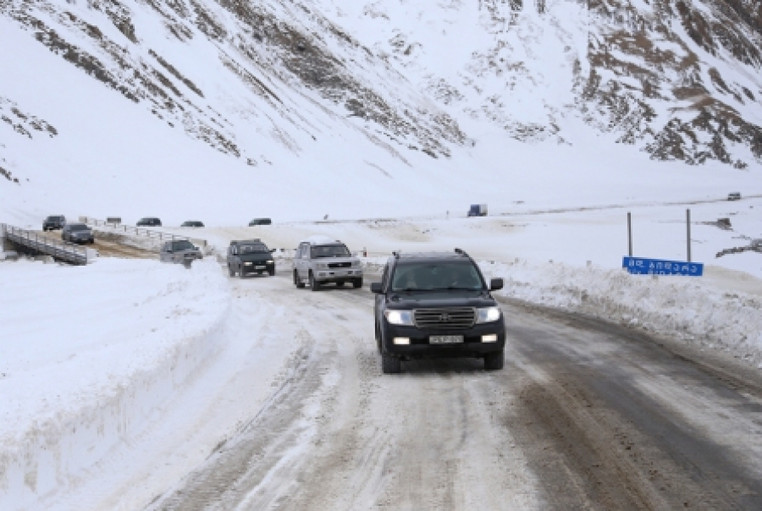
top-left (623, 256), bottom-right (703, 276)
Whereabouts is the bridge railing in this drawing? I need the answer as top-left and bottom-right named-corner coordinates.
top-left (1, 223), bottom-right (95, 265)
top-left (81, 217), bottom-right (207, 248)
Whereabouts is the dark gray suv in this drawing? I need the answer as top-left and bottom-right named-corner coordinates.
top-left (43, 215), bottom-right (66, 231)
top-left (227, 239), bottom-right (275, 277)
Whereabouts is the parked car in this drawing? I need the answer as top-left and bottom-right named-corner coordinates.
top-left (61, 223), bottom-right (94, 244)
top-left (751, 239), bottom-right (762, 250)
top-left (159, 239), bottom-right (202, 266)
top-left (370, 248), bottom-right (505, 374)
top-left (42, 215), bottom-right (66, 231)
top-left (227, 239), bottom-right (275, 277)
top-left (292, 237), bottom-right (363, 290)
top-left (181, 220), bottom-right (204, 228)
top-left (728, 192), bottom-right (741, 201)
top-left (137, 217), bottom-right (162, 226)
top-left (248, 218), bottom-right (272, 226)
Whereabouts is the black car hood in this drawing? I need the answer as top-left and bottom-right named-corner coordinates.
top-left (388, 290), bottom-right (496, 308)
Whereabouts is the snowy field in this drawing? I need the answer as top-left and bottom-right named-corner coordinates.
top-left (1, 196), bottom-right (762, 508)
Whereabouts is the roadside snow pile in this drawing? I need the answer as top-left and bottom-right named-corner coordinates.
top-left (0, 258), bottom-right (230, 501)
top-left (487, 258), bottom-right (762, 367)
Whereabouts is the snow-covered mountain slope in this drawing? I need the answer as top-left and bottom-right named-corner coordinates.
top-left (1, 0), bottom-right (761, 224)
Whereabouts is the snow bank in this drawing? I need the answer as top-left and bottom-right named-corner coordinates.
top-left (0, 258), bottom-right (230, 506)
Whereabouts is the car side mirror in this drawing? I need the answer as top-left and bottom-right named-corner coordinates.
top-left (489, 278), bottom-right (503, 291)
top-left (370, 282), bottom-right (383, 294)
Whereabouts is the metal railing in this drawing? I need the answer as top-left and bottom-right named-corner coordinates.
top-left (82, 217), bottom-right (207, 248)
top-left (1, 223), bottom-right (94, 265)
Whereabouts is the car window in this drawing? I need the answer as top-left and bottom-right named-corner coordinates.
top-left (392, 262), bottom-right (482, 291)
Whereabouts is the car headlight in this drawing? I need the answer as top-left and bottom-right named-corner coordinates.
top-left (475, 306), bottom-right (502, 324)
top-left (384, 309), bottom-right (414, 326)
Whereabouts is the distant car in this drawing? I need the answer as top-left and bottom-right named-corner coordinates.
top-left (42, 215), bottom-right (66, 231)
top-left (159, 239), bottom-right (202, 266)
top-left (467, 204), bottom-right (488, 217)
top-left (61, 223), bottom-right (94, 244)
top-left (751, 239), bottom-right (762, 250)
top-left (292, 237), bottom-right (363, 290)
top-left (227, 239), bottom-right (275, 277)
top-left (181, 220), bottom-right (204, 228)
top-left (727, 192), bottom-right (741, 201)
top-left (137, 217), bottom-right (162, 226)
top-left (248, 218), bottom-right (272, 226)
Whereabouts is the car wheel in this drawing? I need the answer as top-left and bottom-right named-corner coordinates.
top-left (309, 272), bottom-right (321, 291)
top-left (268, 268), bottom-right (275, 277)
top-left (228, 265), bottom-right (235, 277)
top-left (381, 353), bottom-right (401, 374)
top-left (294, 270), bottom-right (305, 288)
top-left (484, 350), bottom-right (504, 370)
top-left (353, 278), bottom-right (363, 289)
top-left (238, 265), bottom-right (246, 279)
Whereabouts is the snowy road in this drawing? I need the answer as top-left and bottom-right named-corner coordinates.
top-left (116, 269), bottom-right (762, 511)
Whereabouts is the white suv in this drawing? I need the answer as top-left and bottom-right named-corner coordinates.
top-left (292, 236), bottom-right (364, 291)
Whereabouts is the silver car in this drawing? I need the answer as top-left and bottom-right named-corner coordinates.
top-left (61, 223), bottom-right (94, 244)
top-left (292, 238), bottom-right (363, 291)
top-left (160, 239), bottom-right (202, 267)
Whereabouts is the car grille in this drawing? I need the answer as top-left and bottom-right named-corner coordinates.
top-left (328, 261), bottom-right (351, 268)
top-left (414, 307), bottom-right (475, 329)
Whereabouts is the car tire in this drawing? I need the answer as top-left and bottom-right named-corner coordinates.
top-left (484, 350), bottom-right (504, 370)
top-left (294, 270), bottom-right (305, 288)
top-left (238, 265), bottom-right (246, 279)
top-left (268, 268), bottom-right (275, 277)
top-left (381, 353), bottom-right (401, 374)
top-left (353, 278), bottom-right (363, 289)
top-left (228, 265), bottom-right (235, 277)
top-left (309, 272), bottom-right (321, 291)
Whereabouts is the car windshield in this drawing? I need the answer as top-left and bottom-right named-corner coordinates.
top-left (311, 244), bottom-right (350, 258)
top-left (391, 261), bottom-right (483, 292)
top-left (240, 243), bottom-right (268, 254)
top-left (172, 240), bottom-right (194, 250)
top-left (69, 224), bottom-right (89, 231)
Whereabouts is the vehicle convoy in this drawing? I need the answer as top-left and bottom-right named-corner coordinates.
top-left (227, 239), bottom-right (275, 277)
top-left (43, 215), bottom-right (66, 231)
top-left (160, 239), bottom-right (203, 266)
top-left (61, 222), bottom-right (94, 244)
top-left (292, 237), bottom-right (363, 290)
top-left (370, 248), bottom-right (505, 373)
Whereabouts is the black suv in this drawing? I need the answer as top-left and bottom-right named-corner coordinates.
top-left (371, 249), bottom-right (505, 374)
top-left (137, 217), bottom-right (162, 226)
top-left (227, 239), bottom-right (275, 277)
top-left (43, 215), bottom-right (66, 231)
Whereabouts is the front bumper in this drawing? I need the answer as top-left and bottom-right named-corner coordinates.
top-left (241, 261), bottom-right (274, 274)
top-left (380, 321), bottom-right (505, 359)
top-left (314, 268), bottom-right (363, 282)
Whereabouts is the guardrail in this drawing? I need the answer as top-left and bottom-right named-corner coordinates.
top-left (82, 217), bottom-right (207, 248)
top-left (1, 223), bottom-right (95, 265)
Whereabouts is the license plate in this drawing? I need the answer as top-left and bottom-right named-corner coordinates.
top-left (254, 265), bottom-right (266, 269)
top-left (430, 335), bottom-right (464, 344)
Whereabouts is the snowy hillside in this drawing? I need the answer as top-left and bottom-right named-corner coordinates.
top-left (2, 0), bottom-right (762, 226)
